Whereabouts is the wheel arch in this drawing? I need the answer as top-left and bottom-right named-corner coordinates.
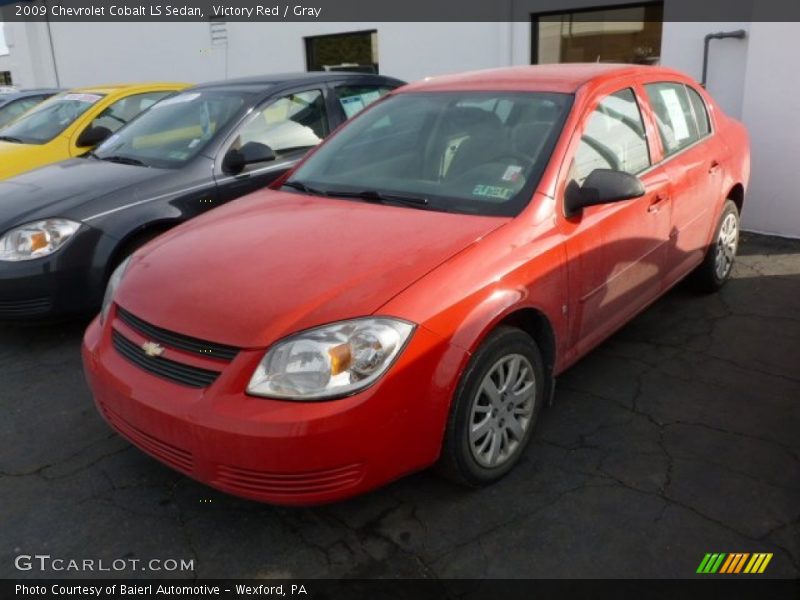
top-left (105, 220), bottom-right (178, 279)
top-left (494, 307), bottom-right (557, 377)
top-left (727, 182), bottom-right (745, 214)
top-left (451, 298), bottom-right (560, 380)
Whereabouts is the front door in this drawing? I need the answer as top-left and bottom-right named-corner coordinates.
top-left (562, 87), bottom-right (672, 356)
top-left (214, 88), bottom-right (330, 203)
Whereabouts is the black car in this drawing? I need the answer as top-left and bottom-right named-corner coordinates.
top-left (0, 72), bottom-right (403, 318)
top-left (0, 89), bottom-right (62, 128)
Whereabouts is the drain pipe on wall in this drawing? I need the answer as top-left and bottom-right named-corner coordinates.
top-left (701, 29), bottom-right (747, 88)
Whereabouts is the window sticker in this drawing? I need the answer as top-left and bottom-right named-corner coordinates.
top-left (61, 93), bottom-right (102, 104)
top-left (472, 184), bottom-right (514, 200)
top-left (339, 91), bottom-right (383, 118)
top-left (340, 95), bottom-right (367, 118)
top-left (659, 88), bottom-right (690, 141)
top-left (501, 165), bottom-right (523, 182)
top-left (359, 90), bottom-right (381, 105)
top-left (152, 93), bottom-right (200, 108)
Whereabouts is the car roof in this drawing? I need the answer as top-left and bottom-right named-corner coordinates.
top-left (68, 83), bottom-right (188, 95)
top-left (16, 88), bottom-right (63, 95)
top-left (189, 72), bottom-right (404, 94)
top-left (0, 89), bottom-right (62, 103)
top-left (400, 64), bottom-right (689, 94)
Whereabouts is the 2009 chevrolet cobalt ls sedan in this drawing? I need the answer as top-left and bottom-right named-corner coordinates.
top-left (83, 64), bottom-right (750, 505)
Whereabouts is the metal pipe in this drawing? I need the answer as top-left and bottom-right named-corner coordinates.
top-left (701, 29), bottom-right (747, 88)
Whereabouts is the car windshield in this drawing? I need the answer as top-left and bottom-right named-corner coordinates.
top-left (287, 91), bottom-right (572, 216)
top-left (0, 92), bottom-right (105, 144)
top-left (92, 90), bottom-right (250, 169)
top-left (0, 98), bottom-right (41, 128)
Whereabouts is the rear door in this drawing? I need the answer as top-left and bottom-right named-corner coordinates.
top-left (562, 86), bottom-right (673, 356)
top-left (642, 81), bottom-right (723, 283)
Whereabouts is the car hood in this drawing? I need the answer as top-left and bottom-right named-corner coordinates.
top-left (0, 158), bottom-right (171, 231)
top-left (118, 191), bottom-right (508, 348)
top-left (0, 141), bottom-right (52, 180)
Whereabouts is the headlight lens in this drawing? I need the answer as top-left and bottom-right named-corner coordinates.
top-left (100, 256), bottom-right (132, 324)
top-left (247, 318), bottom-right (415, 400)
top-left (0, 219), bottom-right (81, 261)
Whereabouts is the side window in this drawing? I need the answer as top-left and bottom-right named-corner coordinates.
top-left (334, 85), bottom-right (393, 118)
top-left (233, 89), bottom-right (327, 160)
top-left (686, 85), bottom-right (711, 137)
top-left (644, 82), bottom-right (701, 156)
top-left (573, 88), bottom-right (651, 185)
top-left (89, 92), bottom-right (171, 134)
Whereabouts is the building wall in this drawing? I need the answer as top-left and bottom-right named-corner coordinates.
top-left (662, 20), bottom-right (800, 237)
top-left (12, 21), bottom-right (515, 87)
top-left (737, 22), bottom-right (800, 238)
top-left (0, 52), bottom-right (11, 79)
top-left (4, 16), bottom-right (799, 237)
top-left (660, 21), bottom-right (750, 118)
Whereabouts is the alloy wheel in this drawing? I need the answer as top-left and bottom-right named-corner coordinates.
top-left (715, 212), bottom-right (739, 280)
top-left (468, 353), bottom-right (536, 468)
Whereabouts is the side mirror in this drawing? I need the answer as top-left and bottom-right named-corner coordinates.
top-left (222, 141), bottom-right (276, 175)
top-left (565, 168), bottom-right (645, 217)
top-left (76, 125), bottom-right (113, 148)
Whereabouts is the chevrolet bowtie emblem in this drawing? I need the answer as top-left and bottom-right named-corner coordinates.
top-left (141, 341), bottom-right (165, 358)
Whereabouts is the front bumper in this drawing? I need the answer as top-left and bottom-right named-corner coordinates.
top-left (82, 310), bottom-right (466, 505)
top-left (0, 226), bottom-right (108, 319)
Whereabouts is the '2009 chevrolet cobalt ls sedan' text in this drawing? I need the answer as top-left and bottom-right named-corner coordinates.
top-left (83, 64), bottom-right (750, 505)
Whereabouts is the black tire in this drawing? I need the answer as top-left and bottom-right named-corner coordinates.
top-left (438, 326), bottom-right (545, 487)
top-left (688, 199), bottom-right (740, 293)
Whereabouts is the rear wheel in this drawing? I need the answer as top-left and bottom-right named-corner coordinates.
top-left (689, 199), bottom-right (740, 292)
top-left (438, 326), bottom-right (545, 487)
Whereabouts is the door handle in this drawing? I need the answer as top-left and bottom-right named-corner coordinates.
top-left (648, 193), bottom-right (668, 213)
top-left (708, 160), bottom-right (721, 174)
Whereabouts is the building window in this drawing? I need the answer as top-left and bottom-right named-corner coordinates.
top-left (532, 3), bottom-right (663, 66)
top-left (305, 30), bottom-right (379, 74)
top-left (0, 71), bottom-right (12, 85)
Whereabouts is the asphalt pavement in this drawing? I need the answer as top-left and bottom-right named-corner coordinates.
top-left (1, 232), bottom-right (798, 579)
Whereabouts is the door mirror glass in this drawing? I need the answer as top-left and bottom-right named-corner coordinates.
top-left (76, 125), bottom-right (113, 148)
top-left (565, 168), bottom-right (645, 217)
top-left (222, 141), bottom-right (276, 175)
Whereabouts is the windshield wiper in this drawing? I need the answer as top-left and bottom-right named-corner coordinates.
top-left (281, 180), bottom-right (327, 196)
top-left (99, 155), bottom-right (147, 167)
top-left (0, 135), bottom-right (24, 144)
top-left (324, 189), bottom-right (430, 208)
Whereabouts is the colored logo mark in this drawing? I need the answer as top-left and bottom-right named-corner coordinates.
top-left (696, 552), bottom-right (773, 574)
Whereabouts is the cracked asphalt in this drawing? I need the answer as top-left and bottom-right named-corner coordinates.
top-left (1, 232), bottom-right (798, 579)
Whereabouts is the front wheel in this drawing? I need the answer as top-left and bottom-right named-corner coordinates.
top-left (689, 199), bottom-right (740, 293)
top-left (438, 326), bottom-right (545, 487)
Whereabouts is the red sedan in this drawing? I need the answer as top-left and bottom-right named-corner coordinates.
top-left (83, 64), bottom-right (750, 505)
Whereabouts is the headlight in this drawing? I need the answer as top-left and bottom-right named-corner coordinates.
top-left (0, 219), bottom-right (81, 261)
top-left (247, 318), bottom-right (415, 400)
top-left (100, 256), bottom-right (132, 324)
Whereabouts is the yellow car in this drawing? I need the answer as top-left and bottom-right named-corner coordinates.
top-left (0, 82), bottom-right (188, 180)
